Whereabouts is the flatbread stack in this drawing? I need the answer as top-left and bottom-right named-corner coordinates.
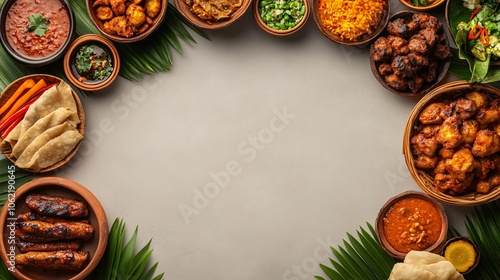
top-left (1, 81), bottom-right (83, 171)
top-left (388, 250), bottom-right (464, 280)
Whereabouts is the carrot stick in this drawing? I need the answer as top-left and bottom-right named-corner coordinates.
top-left (0, 78), bottom-right (36, 116)
top-left (0, 79), bottom-right (46, 124)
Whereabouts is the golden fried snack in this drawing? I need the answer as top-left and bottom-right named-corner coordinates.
top-left (419, 103), bottom-right (444, 124)
top-left (411, 132), bottom-right (440, 157)
top-left (26, 194), bottom-right (89, 218)
top-left (434, 159), bottom-right (446, 174)
top-left (445, 148), bottom-right (474, 174)
top-left (415, 155), bottom-right (438, 169)
top-left (434, 173), bottom-right (473, 195)
top-left (476, 106), bottom-right (500, 124)
top-left (15, 250), bottom-right (89, 270)
top-left (16, 220), bottom-right (95, 242)
top-left (476, 180), bottom-right (493, 194)
top-left (472, 129), bottom-right (500, 157)
top-left (17, 239), bottom-right (82, 253)
top-left (129, 0), bottom-right (143, 4)
top-left (473, 157), bottom-right (495, 179)
top-left (110, 0), bottom-right (126, 15)
top-left (438, 148), bottom-right (455, 159)
top-left (437, 115), bottom-right (463, 149)
top-left (461, 119), bottom-right (479, 144)
top-left (104, 16), bottom-right (136, 38)
top-left (126, 4), bottom-right (146, 26)
top-left (145, 0), bottom-right (161, 18)
top-left (456, 98), bottom-right (478, 120)
top-left (93, 0), bottom-right (110, 7)
top-left (466, 91), bottom-right (489, 109)
top-left (96, 6), bottom-right (114, 21)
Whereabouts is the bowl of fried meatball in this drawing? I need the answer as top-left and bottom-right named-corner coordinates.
top-left (370, 11), bottom-right (452, 96)
top-left (403, 80), bottom-right (500, 205)
top-left (86, 0), bottom-right (166, 43)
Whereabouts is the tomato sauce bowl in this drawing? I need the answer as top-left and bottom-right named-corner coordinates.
top-left (0, 0), bottom-right (76, 67)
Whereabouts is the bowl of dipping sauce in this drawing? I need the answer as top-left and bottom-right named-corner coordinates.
top-left (0, 0), bottom-right (76, 67)
top-left (64, 34), bottom-right (120, 91)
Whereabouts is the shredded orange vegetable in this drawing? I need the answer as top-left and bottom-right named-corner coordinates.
top-left (318, 0), bottom-right (385, 41)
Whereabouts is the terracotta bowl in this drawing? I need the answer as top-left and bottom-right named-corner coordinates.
top-left (312, 0), bottom-right (390, 46)
top-left (442, 236), bottom-right (480, 274)
top-left (0, 74), bottom-right (85, 173)
top-left (174, 0), bottom-right (252, 30)
top-left (399, 0), bottom-right (445, 11)
top-left (0, 177), bottom-right (108, 280)
top-left (375, 190), bottom-right (448, 260)
top-left (403, 81), bottom-right (500, 205)
top-left (253, 0), bottom-right (310, 36)
top-left (64, 34), bottom-right (121, 91)
top-left (0, 0), bottom-right (76, 67)
top-left (86, 0), bottom-right (167, 43)
top-left (369, 11), bottom-right (451, 97)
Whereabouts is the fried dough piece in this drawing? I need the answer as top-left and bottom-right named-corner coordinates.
top-left (411, 132), bottom-right (440, 157)
top-left (415, 154), bottom-right (438, 169)
top-left (145, 0), bottom-right (161, 18)
top-left (434, 159), bottom-right (446, 174)
top-left (456, 98), bottom-right (478, 120)
top-left (15, 250), bottom-right (89, 270)
top-left (473, 157), bottom-right (495, 179)
top-left (445, 148), bottom-right (474, 174)
top-left (26, 194), bottom-right (89, 218)
top-left (476, 180), bottom-right (493, 193)
top-left (387, 35), bottom-right (409, 55)
top-left (15, 220), bottom-right (95, 242)
top-left (434, 173), bottom-right (473, 195)
top-left (17, 240), bottom-right (82, 253)
top-left (110, 0), bottom-right (126, 15)
top-left (465, 91), bottom-right (489, 109)
top-left (385, 74), bottom-right (408, 91)
top-left (104, 16), bottom-right (136, 38)
top-left (96, 6), bottom-right (114, 21)
top-left (419, 103), bottom-right (444, 124)
top-left (372, 37), bottom-right (393, 62)
top-left (472, 129), bottom-right (500, 157)
top-left (93, 0), bottom-right (110, 7)
top-left (437, 115), bottom-right (462, 149)
top-left (461, 119), bottom-right (479, 144)
top-left (126, 4), bottom-right (146, 26)
top-left (439, 148), bottom-right (455, 159)
top-left (476, 106), bottom-right (500, 124)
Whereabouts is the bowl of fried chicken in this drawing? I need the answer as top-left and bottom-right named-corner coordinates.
top-left (403, 80), bottom-right (500, 205)
top-left (86, 0), bottom-right (166, 43)
top-left (370, 11), bottom-right (452, 96)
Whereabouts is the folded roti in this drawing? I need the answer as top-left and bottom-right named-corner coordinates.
top-left (388, 251), bottom-right (464, 280)
top-left (11, 107), bottom-right (74, 158)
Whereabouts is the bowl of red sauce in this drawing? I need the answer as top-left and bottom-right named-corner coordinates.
top-left (0, 0), bottom-right (76, 67)
top-left (375, 190), bottom-right (448, 260)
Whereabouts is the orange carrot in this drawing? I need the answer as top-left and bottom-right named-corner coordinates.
top-left (0, 78), bottom-right (36, 116)
top-left (0, 79), bottom-right (46, 125)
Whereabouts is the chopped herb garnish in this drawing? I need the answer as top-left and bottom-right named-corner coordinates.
top-left (75, 44), bottom-right (113, 82)
top-left (27, 14), bottom-right (48, 37)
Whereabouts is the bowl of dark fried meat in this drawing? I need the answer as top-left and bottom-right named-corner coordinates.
top-left (370, 11), bottom-right (452, 96)
top-left (0, 177), bottom-right (108, 280)
top-left (174, 0), bottom-right (251, 29)
top-left (403, 80), bottom-right (500, 206)
top-left (86, 0), bottom-right (167, 43)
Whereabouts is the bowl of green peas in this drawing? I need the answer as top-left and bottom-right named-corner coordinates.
top-left (253, 0), bottom-right (310, 36)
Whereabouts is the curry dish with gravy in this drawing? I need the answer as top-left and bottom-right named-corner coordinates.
top-left (184, 0), bottom-right (242, 23)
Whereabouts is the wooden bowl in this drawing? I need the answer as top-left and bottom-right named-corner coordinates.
top-left (0, 74), bottom-right (85, 173)
top-left (253, 0), bottom-right (310, 36)
top-left (311, 0), bottom-right (390, 46)
top-left (369, 11), bottom-right (451, 97)
top-left (63, 34), bottom-right (121, 91)
top-left (403, 81), bottom-right (500, 205)
top-left (0, 177), bottom-right (108, 280)
top-left (375, 190), bottom-right (448, 260)
top-left (399, 0), bottom-right (445, 11)
top-left (86, 0), bottom-right (167, 43)
top-left (174, 0), bottom-right (252, 30)
top-left (0, 0), bottom-right (76, 67)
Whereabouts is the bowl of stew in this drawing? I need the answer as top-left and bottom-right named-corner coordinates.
top-left (0, 0), bottom-right (76, 67)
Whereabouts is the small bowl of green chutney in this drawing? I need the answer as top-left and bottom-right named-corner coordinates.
top-left (63, 34), bottom-right (120, 91)
top-left (253, 0), bottom-right (310, 36)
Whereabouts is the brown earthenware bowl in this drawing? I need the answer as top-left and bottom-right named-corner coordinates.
top-left (86, 0), bottom-right (167, 43)
top-left (403, 81), bottom-right (500, 205)
top-left (399, 0), bottom-right (445, 11)
top-left (174, 0), bottom-right (252, 30)
top-left (369, 11), bottom-right (451, 96)
top-left (312, 0), bottom-right (390, 46)
top-left (0, 177), bottom-right (108, 280)
top-left (64, 34), bottom-right (120, 91)
top-left (0, 74), bottom-right (85, 173)
top-left (253, 0), bottom-right (310, 36)
top-left (375, 190), bottom-right (448, 260)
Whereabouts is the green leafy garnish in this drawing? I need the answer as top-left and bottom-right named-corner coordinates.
top-left (27, 14), bottom-right (48, 37)
top-left (75, 44), bottom-right (113, 81)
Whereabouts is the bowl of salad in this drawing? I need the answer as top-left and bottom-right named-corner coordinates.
top-left (399, 0), bottom-right (445, 11)
top-left (446, 0), bottom-right (500, 83)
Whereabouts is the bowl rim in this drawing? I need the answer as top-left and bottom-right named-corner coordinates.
top-left (0, 0), bottom-right (76, 67)
top-left (174, 0), bottom-right (252, 30)
top-left (369, 10), bottom-right (451, 97)
top-left (402, 80), bottom-right (500, 205)
top-left (0, 74), bottom-right (86, 173)
top-left (398, 0), bottom-right (445, 11)
top-left (311, 0), bottom-right (390, 46)
top-left (63, 34), bottom-right (121, 91)
top-left (252, 0), bottom-right (310, 36)
top-left (85, 0), bottom-right (168, 43)
top-left (0, 176), bottom-right (108, 280)
top-left (375, 190), bottom-right (448, 260)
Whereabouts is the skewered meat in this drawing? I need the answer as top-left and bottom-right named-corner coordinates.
top-left (15, 250), bottom-right (89, 270)
top-left (16, 220), bottom-right (95, 242)
top-left (17, 239), bottom-right (82, 253)
top-left (25, 194), bottom-right (89, 218)
top-left (17, 211), bottom-right (90, 224)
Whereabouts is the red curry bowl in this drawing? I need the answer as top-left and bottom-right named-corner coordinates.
top-left (0, 0), bottom-right (76, 67)
top-left (375, 190), bottom-right (448, 260)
